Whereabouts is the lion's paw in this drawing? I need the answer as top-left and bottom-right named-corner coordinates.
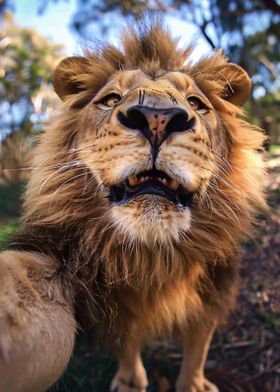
top-left (110, 368), bottom-right (148, 392)
top-left (111, 378), bottom-right (148, 392)
top-left (176, 377), bottom-right (219, 392)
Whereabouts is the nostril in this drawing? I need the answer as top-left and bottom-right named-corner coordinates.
top-left (165, 111), bottom-right (194, 134)
top-left (128, 108), bottom-right (149, 132)
top-left (117, 111), bottom-right (138, 130)
top-left (117, 109), bottom-right (149, 132)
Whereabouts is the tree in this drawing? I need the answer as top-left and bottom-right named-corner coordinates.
top-left (2, 1), bottom-right (279, 93)
top-left (0, 11), bottom-right (63, 139)
top-left (0, 12), bottom-right (64, 183)
top-left (1, 1), bottom-right (279, 144)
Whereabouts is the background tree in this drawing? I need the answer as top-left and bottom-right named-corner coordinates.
top-left (0, 11), bottom-right (63, 183)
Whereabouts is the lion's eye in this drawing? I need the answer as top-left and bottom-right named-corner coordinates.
top-left (187, 97), bottom-right (209, 113)
top-left (100, 93), bottom-right (122, 108)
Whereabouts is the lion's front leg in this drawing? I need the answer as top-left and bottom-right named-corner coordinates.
top-left (176, 317), bottom-right (219, 392)
top-left (111, 349), bottom-right (148, 392)
top-left (0, 251), bottom-right (76, 392)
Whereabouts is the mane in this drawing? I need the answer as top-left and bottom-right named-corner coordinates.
top-left (10, 23), bottom-right (266, 303)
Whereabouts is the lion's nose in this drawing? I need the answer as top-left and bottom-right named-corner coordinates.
top-left (117, 105), bottom-right (194, 145)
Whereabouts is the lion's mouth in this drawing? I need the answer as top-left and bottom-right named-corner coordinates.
top-left (108, 169), bottom-right (194, 207)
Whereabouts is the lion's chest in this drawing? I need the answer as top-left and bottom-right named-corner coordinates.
top-left (99, 277), bottom-right (203, 341)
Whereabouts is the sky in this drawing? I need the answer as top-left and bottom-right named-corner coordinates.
top-left (13, 0), bottom-right (78, 55)
top-left (12, 0), bottom-right (211, 59)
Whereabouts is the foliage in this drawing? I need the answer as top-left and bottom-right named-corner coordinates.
top-left (16, 0), bottom-right (279, 143)
top-left (0, 11), bottom-right (63, 140)
top-left (45, 0), bottom-right (280, 92)
top-left (3, 1), bottom-right (279, 84)
top-left (0, 12), bottom-right (64, 184)
top-left (257, 92), bottom-right (280, 144)
top-left (1, 132), bottom-right (33, 183)
top-left (245, 90), bottom-right (280, 145)
top-left (0, 181), bottom-right (23, 218)
top-left (0, 218), bottom-right (18, 249)
top-left (1, 2), bottom-right (279, 143)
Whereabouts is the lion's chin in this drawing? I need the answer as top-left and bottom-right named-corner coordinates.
top-left (110, 195), bottom-right (191, 245)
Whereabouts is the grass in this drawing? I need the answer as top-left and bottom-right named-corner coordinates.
top-left (0, 217), bottom-right (18, 250)
top-left (0, 181), bottom-right (23, 219)
top-left (0, 182), bottom-right (22, 250)
top-left (269, 144), bottom-right (280, 153)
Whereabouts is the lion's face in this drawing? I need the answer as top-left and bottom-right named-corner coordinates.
top-left (20, 25), bottom-right (265, 290)
top-left (50, 26), bottom-right (254, 245)
top-left (75, 69), bottom-right (219, 243)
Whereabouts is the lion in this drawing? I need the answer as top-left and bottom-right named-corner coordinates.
top-left (0, 23), bottom-right (266, 392)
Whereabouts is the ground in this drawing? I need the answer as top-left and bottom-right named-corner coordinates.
top-left (0, 149), bottom-right (279, 392)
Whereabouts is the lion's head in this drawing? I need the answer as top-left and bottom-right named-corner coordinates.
top-left (18, 24), bottom-right (265, 286)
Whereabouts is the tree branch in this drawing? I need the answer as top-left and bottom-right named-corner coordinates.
top-left (262, 0), bottom-right (280, 14)
top-left (199, 21), bottom-right (216, 49)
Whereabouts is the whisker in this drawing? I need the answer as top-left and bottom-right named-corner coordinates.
top-left (1, 159), bottom-right (86, 173)
top-left (37, 162), bottom-right (86, 194)
top-left (0, 142), bottom-right (97, 172)
top-left (82, 176), bottom-right (96, 196)
top-left (51, 171), bottom-right (90, 199)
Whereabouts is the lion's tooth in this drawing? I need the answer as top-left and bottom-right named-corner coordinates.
top-left (169, 179), bottom-right (178, 190)
top-left (128, 175), bottom-right (138, 186)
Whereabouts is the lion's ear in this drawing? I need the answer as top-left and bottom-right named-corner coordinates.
top-left (218, 63), bottom-right (251, 106)
top-left (53, 56), bottom-right (89, 100)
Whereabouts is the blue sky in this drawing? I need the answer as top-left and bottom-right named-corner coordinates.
top-left (13, 0), bottom-right (78, 55)
top-left (13, 0), bottom-right (211, 59)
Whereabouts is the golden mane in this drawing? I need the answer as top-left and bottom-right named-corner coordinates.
top-left (10, 23), bottom-right (266, 341)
